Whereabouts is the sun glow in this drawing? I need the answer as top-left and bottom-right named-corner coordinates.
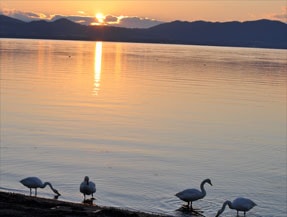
top-left (95, 13), bottom-right (105, 24)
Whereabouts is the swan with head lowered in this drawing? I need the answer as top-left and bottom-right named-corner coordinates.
top-left (175, 178), bottom-right (212, 210)
top-left (216, 197), bottom-right (257, 216)
top-left (80, 176), bottom-right (96, 200)
top-left (20, 177), bottom-right (61, 197)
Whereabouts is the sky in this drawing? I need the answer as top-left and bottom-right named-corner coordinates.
top-left (0, 0), bottom-right (286, 28)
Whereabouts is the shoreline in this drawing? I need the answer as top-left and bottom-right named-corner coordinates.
top-left (0, 191), bottom-right (170, 217)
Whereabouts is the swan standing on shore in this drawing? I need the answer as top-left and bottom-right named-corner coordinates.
top-left (80, 176), bottom-right (96, 200)
top-left (175, 178), bottom-right (212, 210)
top-left (20, 177), bottom-right (61, 196)
top-left (216, 197), bottom-right (257, 216)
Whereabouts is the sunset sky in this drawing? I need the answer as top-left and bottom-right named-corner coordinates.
top-left (1, 0), bottom-right (286, 28)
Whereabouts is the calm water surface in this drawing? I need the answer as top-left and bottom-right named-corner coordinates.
top-left (0, 39), bottom-right (286, 217)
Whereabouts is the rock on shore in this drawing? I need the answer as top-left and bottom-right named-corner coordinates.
top-left (0, 191), bottom-right (170, 217)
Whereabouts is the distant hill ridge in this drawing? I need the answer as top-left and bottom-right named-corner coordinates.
top-left (0, 15), bottom-right (286, 49)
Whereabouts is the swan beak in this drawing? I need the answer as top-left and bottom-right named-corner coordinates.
top-left (54, 190), bottom-right (61, 196)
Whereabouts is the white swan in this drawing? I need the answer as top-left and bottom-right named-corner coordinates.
top-left (80, 176), bottom-right (96, 200)
top-left (216, 197), bottom-right (257, 216)
top-left (20, 177), bottom-right (61, 196)
top-left (175, 178), bottom-right (212, 210)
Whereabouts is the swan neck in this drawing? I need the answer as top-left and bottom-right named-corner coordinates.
top-left (216, 201), bottom-right (232, 217)
top-left (200, 181), bottom-right (207, 195)
top-left (221, 201), bottom-right (231, 212)
top-left (43, 182), bottom-right (54, 190)
top-left (227, 201), bottom-right (233, 209)
top-left (223, 201), bottom-right (233, 210)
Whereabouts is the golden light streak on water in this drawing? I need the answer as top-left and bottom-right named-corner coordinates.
top-left (93, 41), bottom-right (102, 96)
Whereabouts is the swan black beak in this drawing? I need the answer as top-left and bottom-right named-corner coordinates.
top-left (54, 190), bottom-right (61, 196)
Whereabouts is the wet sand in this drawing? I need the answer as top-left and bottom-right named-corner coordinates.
top-left (0, 191), bottom-right (170, 217)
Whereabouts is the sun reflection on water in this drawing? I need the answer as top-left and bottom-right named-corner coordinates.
top-left (93, 41), bottom-right (102, 96)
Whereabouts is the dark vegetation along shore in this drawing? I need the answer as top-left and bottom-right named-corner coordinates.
top-left (1, 14), bottom-right (287, 49)
top-left (0, 191), bottom-right (170, 217)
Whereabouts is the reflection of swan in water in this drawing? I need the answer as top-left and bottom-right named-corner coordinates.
top-left (175, 178), bottom-right (212, 211)
top-left (20, 177), bottom-right (61, 196)
top-left (80, 176), bottom-right (96, 200)
top-left (176, 205), bottom-right (205, 217)
top-left (216, 197), bottom-right (257, 217)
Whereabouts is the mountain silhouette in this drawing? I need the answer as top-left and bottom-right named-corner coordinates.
top-left (0, 15), bottom-right (286, 49)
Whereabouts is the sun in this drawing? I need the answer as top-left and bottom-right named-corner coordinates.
top-left (95, 13), bottom-right (105, 24)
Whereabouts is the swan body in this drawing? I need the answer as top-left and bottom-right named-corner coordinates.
top-left (80, 176), bottom-right (96, 200)
top-left (216, 197), bottom-right (257, 216)
top-left (175, 178), bottom-right (212, 210)
top-left (20, 177), bottom-right (61, 196)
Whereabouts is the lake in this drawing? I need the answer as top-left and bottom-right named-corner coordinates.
top-left (0, 39), bottom-right (286, 217)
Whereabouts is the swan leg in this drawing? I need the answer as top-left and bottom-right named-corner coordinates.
top-left (236, 210), bottom-right (239, 216)
top-left (190, 202), bottom-right (193, 210)
top-left (35, 188), bottom-right (37, 197)
top-left (244, 211), bottom-right (246, 216)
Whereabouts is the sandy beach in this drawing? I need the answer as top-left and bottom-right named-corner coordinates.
top-left (0, 191), bottom-right (170, 217)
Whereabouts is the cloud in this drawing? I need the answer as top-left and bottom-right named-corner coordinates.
top-left (0, 9), bottom-right (49, 22)
top-left (108, 16), bottom-right (163, 28)
top-left (0, 9), bottom-right (163, 28)
top-left (51, 15), bottom-right (96, 26)
top-left (104, 15), bottom-right (119, 23)
top-left (77, 11), bottom-right (85, 15)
